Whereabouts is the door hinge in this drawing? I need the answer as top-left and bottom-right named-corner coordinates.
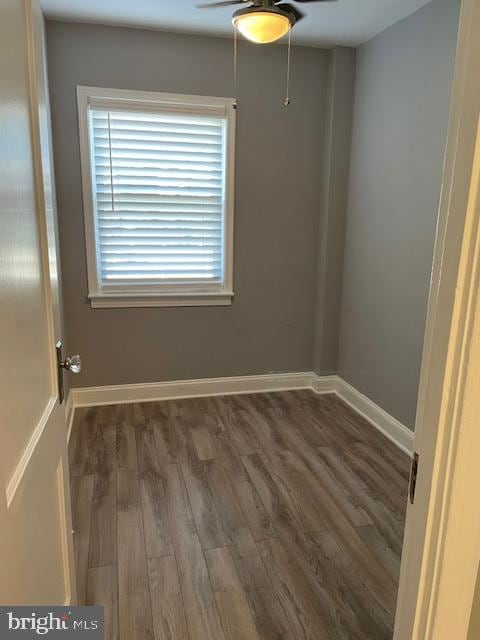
top-left (409, 452), bottom-right (419, 504)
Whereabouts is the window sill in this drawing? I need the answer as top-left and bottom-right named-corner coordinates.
top-left (88, 292), bottom-right (234, 309)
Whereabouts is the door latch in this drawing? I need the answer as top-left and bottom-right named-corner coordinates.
top-left (409, 452), bottom-right (419, 504)
top-left (56, 341), bottom-right (82, 404)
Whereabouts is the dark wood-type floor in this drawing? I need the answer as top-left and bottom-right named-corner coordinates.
top-left (69, 390), bottom-right (410, 640)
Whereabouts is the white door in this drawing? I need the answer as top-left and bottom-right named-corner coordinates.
top-left (394, 0), bottom-right (480, 637)
top-left (0, 0), bottom-right (76, 605)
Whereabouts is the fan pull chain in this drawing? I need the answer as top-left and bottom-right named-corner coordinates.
top-left (233, 27), bottom-right (238, 109)
top-left (285, 27), bottom-right (292, 106)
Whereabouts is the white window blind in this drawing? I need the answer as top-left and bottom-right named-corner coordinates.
top-left (91, 109), bottom-right (226, 286)
top-left (78, 87), bottom-right (235, 308)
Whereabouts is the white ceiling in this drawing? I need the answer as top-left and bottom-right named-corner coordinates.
top-left (40, 0), bottom-right (432, 48)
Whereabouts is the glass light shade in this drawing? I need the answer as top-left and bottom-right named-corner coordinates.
top-left (233, 11), bottom-right (291, 44)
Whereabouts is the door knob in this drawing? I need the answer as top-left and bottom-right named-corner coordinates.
top-left (60, 354), bottom-right (82, 374)
top-left (56, 340), bottom-right (82, 404)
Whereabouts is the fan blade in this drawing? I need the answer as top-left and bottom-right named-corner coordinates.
top-left (196, 0), bottom-right (248, 8)
top-left (275, 2), bottom-right (304, 21)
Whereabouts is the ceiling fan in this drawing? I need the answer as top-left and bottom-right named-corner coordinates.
top-left (197, 0), bottom-right (337, 44)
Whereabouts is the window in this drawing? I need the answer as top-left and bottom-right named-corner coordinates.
top-left (77, 87), bottom-right (236, 308)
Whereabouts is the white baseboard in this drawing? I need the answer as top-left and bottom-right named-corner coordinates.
top-left (70, 372), bottom-right (322, 408)
top-left (333, 376), bottom-right (414, 455)
top-left (69, 372), bottom-right (413, 455)
top-left (311, 374), bottom-right (339, 394)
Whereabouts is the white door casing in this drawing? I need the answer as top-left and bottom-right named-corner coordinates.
top-left (0, 0), bottom-right (75, 605)
top-left (394, 0), bottom-right (480, 637)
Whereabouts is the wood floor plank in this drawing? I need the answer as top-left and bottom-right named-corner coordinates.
top-left (357, 428), bottom-right (411, 481)
top-left (135, 403), bottom-right (162, 474)
top-left (68, 409), bottom-right (83, 472)
top-left (205, 546), bottom-right (261, 640)
top-left (70, 406), bottom-right (116, 477)
top-left (241, 453), bottom-right (304, 534)
top-left (309, 530), bottom-right (393, 639)
top-left (200, 412), bottom-right (276, 542)
top-left (198, 412), bottom-right (276, 540)
top-left (239, 404), bottom-right (290, 457)
top-left (140, 469), bottom-right (173, 558)
top-left (165, 464), bottom-right (226, 640)
top-left (205, 459), bottom-right (248, 538)
top-left (89, 471), bottom-right (116, 568)
top-left (315, 445), bottom-right (405, 555)
top-left (271, 449), bottom-right (329, 533)
top-left (321, 395), bottom-right (410, 477)
top-left (244, 455), bottom-right (385, 637)
top-left (116, 406), bottom-right (138, 471)
top-left (260, 514), bottom-right (388, 640)
top-left (181, 460), bottom-right (231, 549)
top-left (71, 409), bottom-right (98, 477)
top-left (354, 524), bottom-right (401, 584)
top-left (301, 396), bottom-right (365, 452)
top-left (205, 459), bottom-right (269, 589)
top-left (142, 400), bottom-right (180, 465)
top-left (267, 391), bottom-right (329, 449)
top-left (257, 537), bottom-right (331, 640)
top-left (153, 415), bottom-right (179, 466)
top-left (258, 404), bottom-right (369, 521)
top-left (71, 474), bottom-right (94, 604)
top-left (243, 450), bottom-right (398, 617)
top-left (95, 405), bottom-right (117, 474)
top-left (243, 585), bottom-right (293, 640)
top-left (86, 565), bottom-right (118, 640)
top-left (148, 555), bottom-right (190, 640)
top-left (117, 470), bottom-right (154, 640)
top-left (137, 424), bottom-right (161, 473)
top-left (190, 425), bottom-right (217, 461)
top-left (266, 410), bottom-right (373, 528)
top-left (202, 409), bottom-right (251, 485)
top-left (173, 412), bottom-right (201, 466)
top-left (212, 398), bottom-right (257, 456)
top-left (343, 442), bottom-right (408, 516)
top-left (229, 472), bottom-right (276, 542)
top-left (284, 452), bottom-right (398, 613)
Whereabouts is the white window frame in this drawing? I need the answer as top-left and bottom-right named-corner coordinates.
top-left (77, 86), bottom-right (236, 308)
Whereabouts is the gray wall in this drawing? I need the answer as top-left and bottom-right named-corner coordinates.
top-left (46, 21), bottom-right (329, 387)
top-left (314, 46), bottom-right (355, 374)
top-left (337, 0), bottom-right (459, 429)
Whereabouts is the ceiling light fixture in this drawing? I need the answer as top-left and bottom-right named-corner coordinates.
top-left (197, 0), bottom-right (337, 105)
top-left (232, 6), bottom-right (294, 44)
top-left (197, 0), bottom-right (337, 44)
